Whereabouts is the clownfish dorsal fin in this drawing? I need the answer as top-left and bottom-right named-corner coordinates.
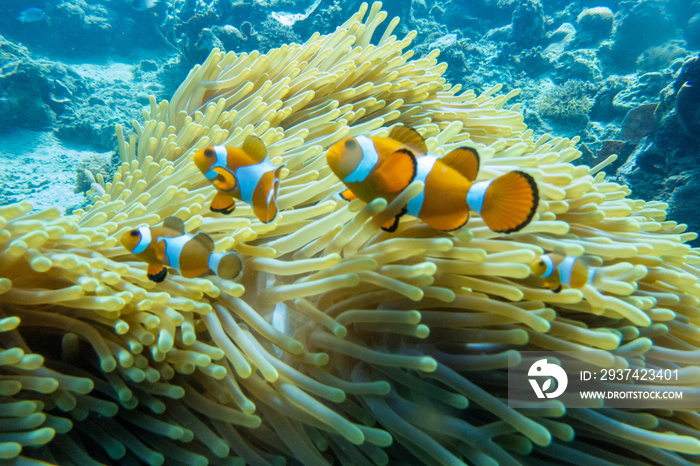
top-left (192, 232), bottom-right (215, 252)
top-left (242, 135), bottom-right (267, 163)
top-left (372, 148), bottom-right (417, 193)
top-left (442, 147), bottom-right (480, 182)
top-left (388, 126), bottom-right (427, 154)
top-left (163, 216), bottom-right (186, 234)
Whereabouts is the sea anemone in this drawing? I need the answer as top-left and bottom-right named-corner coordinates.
top-left (1, 2), bottom-right (699, 464)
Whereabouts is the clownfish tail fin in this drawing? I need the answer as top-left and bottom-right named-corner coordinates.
top-left (209, 251), bottom-right (242, 280)
top-left (467, 171), bottom-right (539, 233)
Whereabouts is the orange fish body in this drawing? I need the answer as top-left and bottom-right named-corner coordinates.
top-left (327, 126), bottom-right (539, 233)
top-left (530, 253), bottom-right (594, 292)
top-left (194, 135), bottom-right (283, 223)
top-left (120, 217), bottom-right (241, 282)
top-left (326, 131), bottom-right (417, 196)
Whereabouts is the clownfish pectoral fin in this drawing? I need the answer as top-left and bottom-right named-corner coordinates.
top-left (163, 216), bottom-right (186, 234)
top-left (473, 171), bottom-right (539, 234)
top-left (192, 232), bottom-right (215, 253)
top-left (339, 188), bottom-right (358, 201)
top-left (242, 135), bottom-right (267, 163)
top-left (154, 239), bottom-right (166, 262)
top-left (252, 168), bottom-right (282, 223)
top-left (381, 208), bottom-right (407, 233)
top-left (373, 149), bottom-right (417, 193)
top-left (147, 264), bottom-right (168, 283)
top-left (388, 125), bottom-right (427, 154)
top-left (442, 147), bottom-right (480, 182)
top-left (211, 192), bottom-right (237, 214)
top-left (212, 167), bottom-right (237, 191)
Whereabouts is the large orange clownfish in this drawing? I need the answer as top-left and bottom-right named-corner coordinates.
top-left (194, 135), bottom-right (284, 223)
top-left (326, 126), bottom-right (419, 231)
top-left (530, 253), bottom-right (596, 293)
top-left (120, 217), bottom-right (242, 283)
top-left (326, 126), bottom-right (539, 233)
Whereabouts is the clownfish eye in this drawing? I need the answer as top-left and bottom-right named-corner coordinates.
top-left (538, 260), bottom-right (545, 266)
top-left (130, 230), bottom-right (139, 237)
top-left (344, 139), bottom-right (357, 150)
top-left (204, 148), bottom-right (215, 157)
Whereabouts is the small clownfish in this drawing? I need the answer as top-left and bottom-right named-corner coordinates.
top-left (530, 253), bottom-right (596, 293)
top-left (194, 135), bottom-right (284, 223)
top-left (120, 217), bottom-right (242, 283)
top-left (327, 126), bottom-right (539, 233)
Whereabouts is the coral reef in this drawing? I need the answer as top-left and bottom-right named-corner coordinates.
top-left (511, 0), bottom-right (545, 47)
top-left (576, 6), bottom-right (614, 38)
top-left (617, 54), bottom-right (700, 246)
top-left (0, 36), bottom-right (167, 151)
top-left (608, 1), bottom-right (677, 70)
top-left (537, 79), bottom-right (596, 123)
top-left (0, 131), bottom-right (110, 213)
top-left (1, 0), bottom-right (162, 57)
top-left (1, 3), bottom-right (700, 465)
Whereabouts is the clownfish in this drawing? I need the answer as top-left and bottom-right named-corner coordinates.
top-left (194, 135), bottom-right (284, 223)
top-left (326, 126), bottom-right (419, 231)
top-left (326, 126), bottom-right (539, 233)
top-left (530, 253), bottom-right (596, 293)
top-left (120, 217), bottom-right (242, 283)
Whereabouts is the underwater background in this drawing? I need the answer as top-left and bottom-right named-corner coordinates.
top-left (3, 0), bottom-right (700, 243)
top-left (1, 0), bottom-right (700, 464)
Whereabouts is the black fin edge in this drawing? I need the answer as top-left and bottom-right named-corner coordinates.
top-left (210, 204), bottom-right (236, 215)
top-left (393, 148), bottom-right (418, 184)
top-left (381, 208), bottom-right (408, 233)
top-left (148, 267), bottom-right (168, 283)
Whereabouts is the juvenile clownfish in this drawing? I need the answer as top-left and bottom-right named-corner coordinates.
top-left (327, 126), bottom-right (539, 233)
top-left (120, 217), bottom-right (242, 283)
top-left (530, 253), bottom-right (596, 293)
top-left (194, 135), bottom-right (284, 223)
